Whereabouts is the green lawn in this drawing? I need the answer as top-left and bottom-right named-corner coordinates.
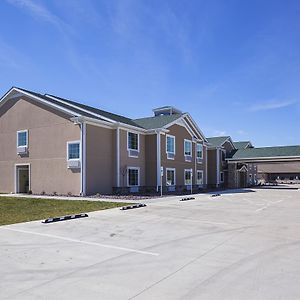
top-left (0, 197), bottom-right (130, 226)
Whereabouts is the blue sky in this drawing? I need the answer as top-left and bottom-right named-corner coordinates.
top-left (0, 0), bottom-right (299, 147)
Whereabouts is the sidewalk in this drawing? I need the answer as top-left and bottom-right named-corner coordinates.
top-left (0, 193), bottom-right (165, 204)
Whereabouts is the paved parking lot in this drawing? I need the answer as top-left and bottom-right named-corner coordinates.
top-left (1, 188), bottom-right (300, 300)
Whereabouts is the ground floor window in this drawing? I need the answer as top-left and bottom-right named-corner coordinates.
top-left (196, 170), bottom-right (203, 185)
top-left (127, 168), bottom-right (139, 186)
top-left (166, 168), bottom-right (176, 186)
top-left (67, 141), bottom-right (80, 160)
top-left (184, 169), bottom-right (192, 185)
top-left (220, 172), bottom-right (224, 183)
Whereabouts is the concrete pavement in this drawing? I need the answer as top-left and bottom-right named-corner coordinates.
top-left (1, 188), bottom-right (300, 299)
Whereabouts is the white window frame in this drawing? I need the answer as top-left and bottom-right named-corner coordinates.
top-left (67, 141), bottom-right (81, 161)
top-left (127, 131), bottom-right (139, 152)
top-left (221, 149), bottom-right (226, 161)
top-left (166, 134), bottom-right (176, 158)
top-left (220, 172), bottom-right (224, 183)
top-left (127, 167), bottom-right (140, 187)
top-left (166, 168), bottom-right (176, 186)
top-left (196, 143), bottom-right (203, 160)
top-left (184, 139), bottom-right (192, 156)
top-left (17, 129), bottom-right (28, 147)
top-left (184, 169), bottom-right (193, 185)
top-left (196, 170), bottom-right (204, 185)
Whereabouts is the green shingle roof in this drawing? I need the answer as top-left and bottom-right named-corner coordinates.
top-left (230, 146), bottom-right (300, 160)
top-left (14, 87), bottom-right (185, 130)
top-left (233, 141), bottom-right (252, 149)
top-left (207, 136), bottom-right (231, 147)
top-left (133, 114), bottom-right (182, 130)
top-left (16, 88), bottom-right (143, 128)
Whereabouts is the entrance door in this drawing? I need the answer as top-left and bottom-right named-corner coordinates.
top-left (17, 166), bottom-right (29, 193)
top-left (239, 171), bottom-right (247, 188)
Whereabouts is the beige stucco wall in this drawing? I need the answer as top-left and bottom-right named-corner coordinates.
top-left (85, 124), bottom-right (115, 194)
top-left (160, 124), bottom-right (207, 186)
top-left (0, 97), bottom-right (81, 194)
top-left (119, 128), bottom-right (146, 187)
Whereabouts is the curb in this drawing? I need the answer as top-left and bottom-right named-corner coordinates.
top-left (180, 197), bottom-right (195, 201)
top-left (42, 213), bottom-right (88, 224)
top-left (120, 203), bottom-right (147, 210)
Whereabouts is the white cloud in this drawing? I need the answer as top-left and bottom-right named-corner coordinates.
top-left (6, 0), bottom-right (61, 27)
top-left (237, 129), bottom-right (247, 135)
top-left (213, 130), bottom-right (226, 136)
top-left (249, 100), bottom-right (298, 112)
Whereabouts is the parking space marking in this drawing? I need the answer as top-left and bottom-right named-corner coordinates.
top-left (1, 227), bottom-right (159, 256)
top-left (255, 199), bottom-right (283, 212)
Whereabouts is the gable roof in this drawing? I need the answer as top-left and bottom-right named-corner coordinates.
top-left (45, 93), bottom-right (141, 128)
top-left (233, 141), bottom-right (253, 149)
top-left (15, 88), bottom-right (108, 122)
top-left (207, 136), bottom-right (231, 148)
top-left (0, 87), bottom-right (206, 141)
top-left (133, 114), bottom-right (182, 130)
top-left (229, 145), bottom-right (300, 160)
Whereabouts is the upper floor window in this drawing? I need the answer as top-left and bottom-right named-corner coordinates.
top-left (196, 143), bottom-right (203, 160)
top-left (17, 130), bottom-right (28, 147)
top-left (128, 132), bottom-right (139, 151)
top-left (68, 142), bottom-right (80, 160)
top-left (221, 149), bottom-right (226, 161)
top-left (184, 139), bottom-right (192, 162)
top-left (166, 135), bottom-right (175, 159)
top-left (184, 139), bottom-right (192, 156)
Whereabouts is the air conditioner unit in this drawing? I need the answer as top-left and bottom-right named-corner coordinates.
top-left (128, 149), bottom-right (139, 157)
top-left (167, 153), bottom-right (175, 160)
top-left (196, 157), bottom-right (202, 163)
top-left (67, 160), bottom-right (81, 169)
top-left (185, 155), bottom-right (192, 162)
top-left (17, 146), bottom-right (28, 154)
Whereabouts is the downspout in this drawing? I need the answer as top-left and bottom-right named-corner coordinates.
top-left (156, 130), bottom-right (161, 192)
top-left (216, 147), bottom-right (220, 187)
top-left (205, 145), bottom-right (208, 187)
top-left (116, 126), bottom-right (120, 188)
top-left (193, 139), bottom-right (197, 187)
top-left (80, 121), bottom-right (86, 196)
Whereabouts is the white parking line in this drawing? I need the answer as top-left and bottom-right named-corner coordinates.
top-left (255, 200), bottom-right (283, 212)
top-left (1, 227), bottom-right (159, 256)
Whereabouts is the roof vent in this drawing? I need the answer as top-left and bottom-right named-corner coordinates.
top-left (152, 106), bottom-right (182, 116)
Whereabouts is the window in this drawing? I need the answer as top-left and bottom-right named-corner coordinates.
top-left (166, 135), bottom-right (175, 154)
top-left (220, 172), bottom-right (224, 183)
top-left (166, 168), bottom-right (176, 186)
top-left (221, 150), bottom-right (226, 161)
top-left (184, 139), bottom-right (192, 158)
top-left (196, 143), bottom-right (203, 160)
top-left (68, 142), bottom-right (80, 160)
top-left (196, 170), bottom-right (203, 185)
top-left (17, 130), bottom-right (28, 147)
top-left (128, 168), bottom-right (139, 186)
top-left (184, 169), bottom-right (192, 185)
top-left (128, 132), bottom-right (139, 151)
